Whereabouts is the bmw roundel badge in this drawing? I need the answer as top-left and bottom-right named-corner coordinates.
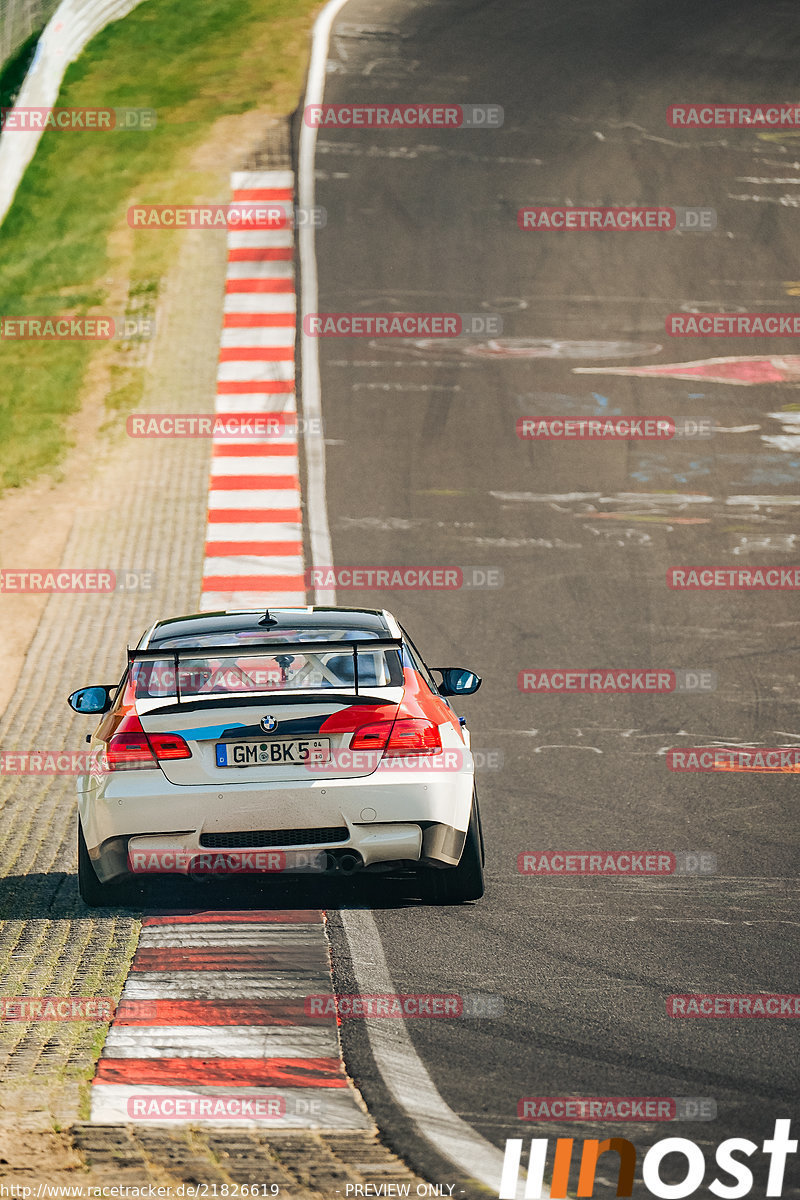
top-left (260, 715), bottom-right (278, 732)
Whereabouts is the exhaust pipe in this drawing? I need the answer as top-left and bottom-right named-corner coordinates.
top-left (324, 852), bottom-right (361, 874)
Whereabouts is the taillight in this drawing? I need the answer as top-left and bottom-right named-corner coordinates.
top-left (105, 714), bottom-right (190, 771)
top-left (350, 721), bottom-right (393, 752)
top-left (148, 732), bottom-right (192, 760)
top-left (350, 717), bottom-right (441, 758)
top-left (385, 718), bottom-right (441, 756)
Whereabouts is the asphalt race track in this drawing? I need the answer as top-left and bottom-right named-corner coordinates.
top-left (307, 0), bottom-right (800, 1188)
top-left (1, 0), bottom-right (799, 1192)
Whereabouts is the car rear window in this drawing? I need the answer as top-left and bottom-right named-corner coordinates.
top-left (131, 645), bottom-right (403, 698)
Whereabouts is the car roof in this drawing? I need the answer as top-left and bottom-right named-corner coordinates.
top-left (142, 606), bottom-right (397, 648)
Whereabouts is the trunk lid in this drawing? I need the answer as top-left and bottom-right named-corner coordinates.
top-left (131, 638), bottom-right (404, 784)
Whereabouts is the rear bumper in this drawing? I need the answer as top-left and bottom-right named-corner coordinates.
top-left (78, 767), bottom-right (473, 881)
top-left (90, 822), bottom-right (467, 882)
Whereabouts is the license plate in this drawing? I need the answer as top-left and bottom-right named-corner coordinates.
top-left (215, 738), bottom-right (330, 767)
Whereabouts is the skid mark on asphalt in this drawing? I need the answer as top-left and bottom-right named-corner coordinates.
top-left (316, 140), bottom-right (543, 164)
top-left (90, 909), bottom-right (370, 1129)
top-left (200, 169), bottom-right (305, 610)
top-left (763, 409), bottom-right (800, 452)
top-left (490, 490), bottom-right (800, 516)
top-left (484, 727), bottom-right (800, 761)
top-left (488, 487), bottom-right (800, 547)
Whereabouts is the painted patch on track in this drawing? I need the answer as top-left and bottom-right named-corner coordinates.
top-left (200, 169), bottom-right (305, 610)
top-left (90, 911), bottom-right (370, 1127)
top-left (573, 355), bottom-right (800, 385)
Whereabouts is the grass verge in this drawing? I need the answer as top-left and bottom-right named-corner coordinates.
top-left (0, 0), bottom-right (318, 493)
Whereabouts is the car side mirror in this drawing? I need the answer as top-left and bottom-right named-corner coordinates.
top-left (67, 685), bottom-right (115, 714)
top-left (431, 667), bottom-right (482, 697)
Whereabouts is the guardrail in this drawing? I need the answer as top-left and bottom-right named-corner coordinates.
top-left (0, 0), bottom-right (58, 71)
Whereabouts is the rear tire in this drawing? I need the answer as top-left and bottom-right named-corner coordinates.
top-left (78, 822), bottom-right (123, 907)
top-left (419, 799), bottom-right (485, 904)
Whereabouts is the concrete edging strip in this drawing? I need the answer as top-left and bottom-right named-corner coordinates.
top-left (91, 909), bottom-right (371, 1129)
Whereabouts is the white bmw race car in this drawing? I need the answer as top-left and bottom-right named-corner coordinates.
top-left (69, 606), bottom-right (484, 906)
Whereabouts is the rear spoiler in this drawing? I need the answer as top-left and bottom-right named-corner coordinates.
top-left (127, 638), bottom-right (404, 700)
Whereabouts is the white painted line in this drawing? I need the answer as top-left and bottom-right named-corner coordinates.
top-left (340, 909), bottom-right (522, 1195)
top-left (228, 230), bottom-right (294, 249)
top-left (139, 924), bottom-right (320, 945)
top-left (121, 974), bottom-right (329, 1000)
top-left (233, 170), bottom-right (294, 190)
top-left (209, 455), bottom-right (299, 475)
top-left (204, 521), bottom-right (302, 542)
top-left (208, 490), bottom-right (300, 509)
top-left (221, 327), bottom-right (296, 348)
top-left (217, 361), bottom-right (295, 382)
top-left (297, 0), bottom-right (347, 607)
top-left (298, 0), bottom-right (529, 1187)
top-left (727, 494), bottom-right (800, 506)
top-left (103, 1026), bottom-right (338, 1058)
top-left (90, 1084), bottom-right (371, 1129)
top-left (215, 395), bottom-right (297, 413)
top-left (224, 293), bottom-right (296, 313)
top-left (202, 555), bottom-right (304, 576)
